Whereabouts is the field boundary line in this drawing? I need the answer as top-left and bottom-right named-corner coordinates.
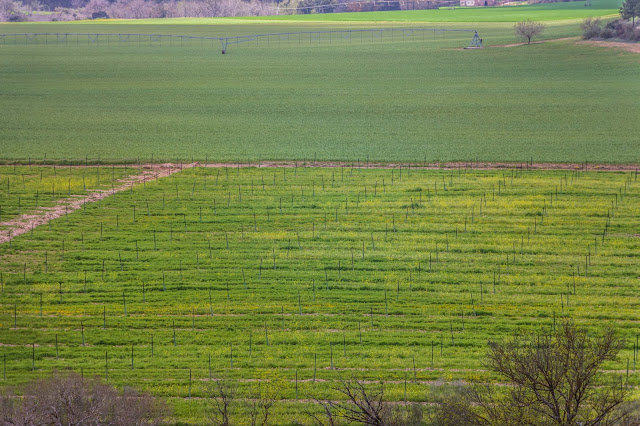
top-left (575, 39), bottom-right (640, 54)
top-left (5, 161), bottom-right (638, 170)
top-left (197, 160), bottom-right (638, 172)
top-left (0, 163), bottom-right (195, 245)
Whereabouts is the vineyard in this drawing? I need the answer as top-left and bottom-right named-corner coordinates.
top-left (1, 163), bottom-right (638, 422)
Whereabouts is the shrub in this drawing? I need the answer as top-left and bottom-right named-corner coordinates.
top-left (582, 18), bottom-right (640, 41)
top-left (0, 371), bottom-right (167, 425)
top-left (91, 10), bottom-right (108, 18)
top-left (7, 13), bottom-right (26, 21)
top-left (605, 18), bottom-right (640, 40)
top-left (581, 17), bottom-right (603, 39)
top-left (601, 26), bottom-right (616, 38)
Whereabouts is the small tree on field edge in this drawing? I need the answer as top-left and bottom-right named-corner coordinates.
top-left (514, 19), bottom-right (546, 44)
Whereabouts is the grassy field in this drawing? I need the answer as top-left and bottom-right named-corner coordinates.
top-left (0, 164), bottom-right (639, 422)
top-left (1, 0), bottom-right (638, 164)
top-left (1, 2), bottom-right (639, 422)
top-left (0, 165), bottom-right (133, 225)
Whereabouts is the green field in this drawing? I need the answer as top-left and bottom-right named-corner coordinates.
top-left (1, 0), bottom-right (639, 164)
top-left (0, 164), bottom-right (639, 422)
top-left (1, 1), bottom-right (640, 422)
top-left (0, 165), bottom-right (133, 225)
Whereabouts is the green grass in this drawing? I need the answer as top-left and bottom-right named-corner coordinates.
top-left (1, 4), bottom-right (639, 422)
top-left (1, 23), bottom-right (638, 164)
top-left (1, 0), bottom-right (637, 164)
top-left (0, 165), bottom-right (639, 423)
top-left (0, 165), bottom-right (134, 225)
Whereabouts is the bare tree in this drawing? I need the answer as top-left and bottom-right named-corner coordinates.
top-left (0, 371), bottom-right (167, 426)
top-left (107, 0), bottom-right (160, 19)
top-left (431, 380), bottom-right (530, 425)
top-left (306, 378), bottom-right (423, 426)
top-left (0, 0), bottom-right (26, 21)
top-left (324, 378), bottom-right (389, 425)
top-left (204, 377), bottom-right (237, 426)
top-left (247, 379), bottom-right (281, 426)
top-left (434, 321), bottom-right (630, 426)
top-left (304, 396), bottom-right (337, 426)
top-left (514, 19), bottom-right (545, 44)
top-left (113, 386), bottom-right (167, 426)
top-left (83, 0), bottom-right (109, 16)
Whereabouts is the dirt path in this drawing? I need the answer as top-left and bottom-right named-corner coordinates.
top-left (487, 37), bottom-right (640, 54)
top-left (487, 36), bottom-right (580, 48)
top-left (201, 160), bottom-right (638, 172)
top-left (0, 160), bottom-right (637, 245)
top-left (0, 163), bottom-right (194, 245)
top-left (576, 39), bottom-right (640, 54)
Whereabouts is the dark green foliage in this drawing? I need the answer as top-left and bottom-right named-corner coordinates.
top-left (91, 11), bottom-right (109, 19)
top-left (7, 14), bottom-right (27, 22)
top-left (620, 0), bottom-right (640, 23)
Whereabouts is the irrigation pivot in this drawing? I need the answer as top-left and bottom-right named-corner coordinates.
top-left (1, 28), bottom-right (483, 54)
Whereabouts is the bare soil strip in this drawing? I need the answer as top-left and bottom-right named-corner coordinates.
top-left (488, 37), bottom-right (640, 54)
top-left (0, 161), bottom-right (636, 245)
top-left (0, 163), bottom-right (194, 245)
top-left (486, 36), bottom-right (580, 48)
top-left (576, 39), bottom-right (640, 54)
top-left (201, 160), bottom-right (638, 171)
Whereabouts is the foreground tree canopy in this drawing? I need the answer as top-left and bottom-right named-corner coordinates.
top-left (435, 321), bottom-right (631, 425)
top-left (0, 372), bottom-right (167, 425)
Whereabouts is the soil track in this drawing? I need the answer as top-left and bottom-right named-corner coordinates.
top-left (487, 36), bottom-right (580, 48)
top-left (488, 37), bottom-right (640, 54)
top-left (576, 39), bottom-right (640, 54)
top-left (0, 161), bottom-right (637, 245)
top-left (201, 160), bottom-right (638, 172)
top-left (0, 163), bottom-right (194, 244)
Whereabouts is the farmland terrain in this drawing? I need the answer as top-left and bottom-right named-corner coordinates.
top-left (1, 164), bottom-right (639, 422)
top-left (1, 0), bottom-right (640, 422)
top-left (1, 0), bottom-right (638, 163)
